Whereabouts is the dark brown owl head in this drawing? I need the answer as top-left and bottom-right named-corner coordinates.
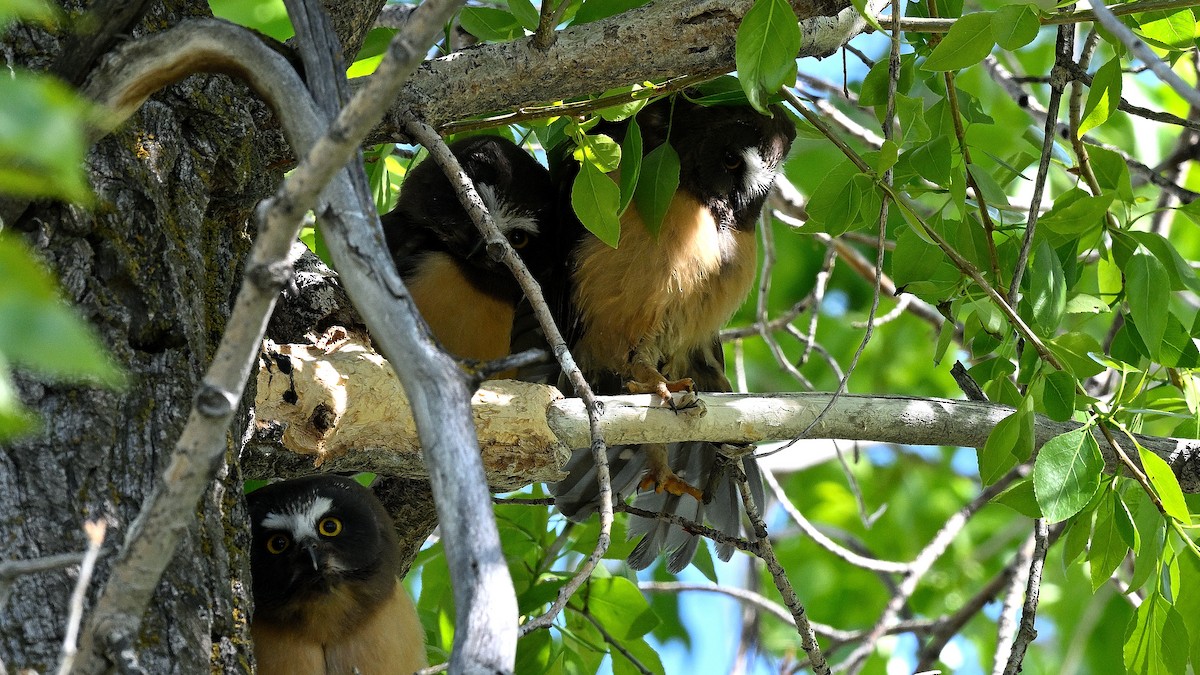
top-left (383, 135), bottom-right (558, 290)
top-left (247, 475), bottom-right (400, 620)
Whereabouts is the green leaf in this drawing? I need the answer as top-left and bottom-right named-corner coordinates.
top-left (572, 161), bottom-right (622, 248)
top-left (993, 477), bottom-right (1042, 518)
top-left (515, 621), bottom-right (556, 673)
top-left (735, 0), bottom-right (801, 113)
top-left (611, 636), bottom-right (665, 675)
top-left (980, 396), bottom-right (1034, 485)
top-left (0, 358), bottom-right (34, 440)
top-left (991, 4), bottom-right (1039, 50)
top-left (574, 133), bottom-right (622, 173)
top-left (1029, 240), bottom-right (1066, 336)
top-left (1138, 444), bottom-right (1192, 524)
top-left (458, 6), bottom-right (524, 41)
top-left (859, 51), bottom-right (914, 107)
top-left (1124, 251), bottom-right (1171, 356)
top-left (1060, 511), bottom-right (1093, 566)
top-left (1088, 490), bottom-right (1133, 591)
top-left (507, 0), bottom-right (541, 30)
top-left (0, 0), bottom-right (57, 27)
top-left (1155, 312), bottom-right (1200, 368)
top-left (899, 136), bottom-right (952, 186)
top-left (1124, 593), bottom-right (1189, 675)
top-left (1042, 370), bottom-right (1077, 422)
top-left (892, 93), bottom-right (932, 144)
top-left (923, 12), bottom-right (996, 71)
top-left (804, 161), bottom-right (863, 236)
top-left (1121, 230), bottom-right (1200, 293)
top-left (585, 576), bottom-right (659, 640)
top-left (618, 120), bottom-right (643, 213)
top-left (1136, 9), bottom-right (1196, 51)
top-left (1034, 428), bottom-right (1103, 522)
top-left (1129, 489), bottom-right (1167, 593)
top-left (1065, 294), bottom-right (1109, 315)
top-left (1088, 145), bottom-right (1136, 204)
top-left (1080, 57), bottom-right (1123, 137)
top-left (1038, 192), bottom-right (1113, 238)
top-left (0, 236), bottom-right (123, 386)
top-left (0, 72), bottom-right (93, 204)
top-left (633, 142), bottom-right (680, 236)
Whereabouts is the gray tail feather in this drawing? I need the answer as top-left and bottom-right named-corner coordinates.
top-left (556, 440), bottom-right (766, 572)
top-left (551, 445), bottom-right (646, 521)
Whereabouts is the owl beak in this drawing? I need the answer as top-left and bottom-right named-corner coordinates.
top-left (300, 542), bottom-right (321, 572)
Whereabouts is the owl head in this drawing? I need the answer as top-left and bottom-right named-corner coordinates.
top-left (247, 474), bottom-right (400, 621)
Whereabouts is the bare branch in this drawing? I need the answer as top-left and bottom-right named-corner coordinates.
top-left (369, 0), bottom-right (858, 137)
top-left (55, 521), bottom-right (106, 675)
top-left (736, 459), bottom-right (830, 674)
top-left (842, 470), bottom-right (1021, 673)
top-left (762, 469), bottom-right (908, 574)
top-left (1002, 520), bottom-right (1050, 675)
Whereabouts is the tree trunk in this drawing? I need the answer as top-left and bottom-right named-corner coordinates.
top-left (0, 2), bottom-right (288, 671)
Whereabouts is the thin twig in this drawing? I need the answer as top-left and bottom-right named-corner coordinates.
top-left (762, 469), bottom-right (909, 574)
top-left (399, 117), bottom-right (615, 637)
top-left (843, 470), bottom-right (1022, 674)
top-left (1002, 519), bottom-right (1049, 675)
top-left (56, 521), bottom-right (107, 675)
top-left (581, 610), bottom-right (653, 675)
top-left (619, 504), bottom-right (757, 555)
top-left (1088, 0), bottom-right (1200, 110)
top-left (1007, 21), bottom-right (1073, 307)
top-left (990, 531), bottom-right (1035, 675)
top-left (735, 459), bottom-right (830, 674)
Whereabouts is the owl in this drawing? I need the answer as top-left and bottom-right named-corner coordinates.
top-left (247, 474), bottom-right (427, 674)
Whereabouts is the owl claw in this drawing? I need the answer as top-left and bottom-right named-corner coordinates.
top-left (626, 374), bottom-right (695, 410)
top-left (638, 470), bottom-right (704, 501)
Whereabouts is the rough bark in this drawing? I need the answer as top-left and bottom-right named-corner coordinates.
top-left (0, 1), bottom-right (376, 672)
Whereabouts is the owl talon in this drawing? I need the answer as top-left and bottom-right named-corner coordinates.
top-left (626, 375), bottom-right (695, 407)
top-left (638, 471), bottom-right (704, 501)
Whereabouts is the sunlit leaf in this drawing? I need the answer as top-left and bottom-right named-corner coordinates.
top-left (1124, 251), bottom-right (1171, 357)
top-left (1080, 57), bottom-right (1123, 137)
top-left (1138, 444), bottom-right (1191, 525)
top-left (1124, 592), bottom-right (1189, 675)
top-left (1034, 428), bottom-right (1103, 522)
top-left (572, 160), bottom-right (621, 247)
top-left (991, 4), bottom-right (1039, 50)
top-left (923, 12), bottom-right (995, 71)
top-left (459, 6), bottom-right (524, 41)
top-left (735, 0), bottom-right (800, 113)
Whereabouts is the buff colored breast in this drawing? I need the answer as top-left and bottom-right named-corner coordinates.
top-left (570, 190), bottom-right (757, 375)
top-left (405, 252), bottom-right (515, 362)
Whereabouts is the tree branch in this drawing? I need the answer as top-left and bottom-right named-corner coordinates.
top-left (367, 0), bottom-right (856, 138)
top-left (248, 339), bottom-right (1200, 492)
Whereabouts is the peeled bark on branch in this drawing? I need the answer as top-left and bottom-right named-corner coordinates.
top-left (250, 339), bottom-right (1200, 493)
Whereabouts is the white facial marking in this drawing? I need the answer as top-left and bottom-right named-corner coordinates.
top-left (740, 148), bottom-right (776, 198)
top-left (261, 495), bottom-right (333, 543)
top-left (478, 182), bottom-right (539, 239)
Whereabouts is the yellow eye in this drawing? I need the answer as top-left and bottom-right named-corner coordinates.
top-left (722, 150), bottom-right (743, 171)
top-left (318, 517), bottom-right (342, 537)
top-left (266, 534), bottom-right (289, 555)
top-left (508, 230), bottom-right (530, 249)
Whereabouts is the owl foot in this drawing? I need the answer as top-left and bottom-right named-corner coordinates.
top-left (638, 469), bottom-right (704, 501)
top-left (639, 443), bottom-right (703, 500)
top-left (626, 369), bottom-right (695, 412)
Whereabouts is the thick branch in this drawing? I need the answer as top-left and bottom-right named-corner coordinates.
top-left (369, 0), bottom-right (854, 137)
top-left (249, 341), bottom-right (1200, 492)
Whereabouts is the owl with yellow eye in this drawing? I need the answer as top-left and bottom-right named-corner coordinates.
top-left (247, 474), bottom-right (427, 674)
